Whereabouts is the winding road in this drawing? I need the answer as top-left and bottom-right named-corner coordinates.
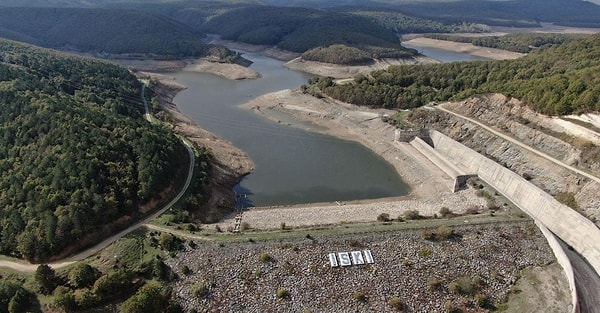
top-left (0, 84), bottom-right (196, 272)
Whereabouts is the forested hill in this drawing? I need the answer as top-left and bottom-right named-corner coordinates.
top-left (262, 0), bottom-right (600, 28)
top-left (311, 33), bottom-right (600, 116)
top-left (199, 5), bottom-right (416, 57)
top-left (0, 39), bottom-right (192, 262)
top-left (0, 7), bottom-right (227, 58)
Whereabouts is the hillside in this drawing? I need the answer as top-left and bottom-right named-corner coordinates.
top-left (311, 32), bottom-right (600, 115)
top-left (424, 33), bottom-right (584, 53)
top-left (0, 7), bottom-right (240, 59)
top-left (0, 39), bottom-right (208, 262)
top-left (263, 0), bottom-right (600, 28)
top-left (199, 5), bottom-right (416, 57)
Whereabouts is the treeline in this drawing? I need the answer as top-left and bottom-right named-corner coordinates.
top-left (301, 44), bottom-right (417, 65)
top-left (262, 0), bottom-right (600, 28)
top-left (199, 5), bottom-right (414, 55)
top-left (0, 39), bottom-right (205, 262)
top-left (311, 33), bottom-right (600, 116)
top-left (337, 8), bottom-right (491, 34)
top-left (0, 7), bottom-right (239, 59)
top-left (393, 0), bottom-right (600, 28)
top-left (425, 33), bottom-right (584, 53)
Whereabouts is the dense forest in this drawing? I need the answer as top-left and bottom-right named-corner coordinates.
top-left (310, 33), bottom-right (600, 116)
top-left (0, 7), bottom-right (242, 60)
top-left (425, 33), bottom-right (585, 53)
top-left (301, 44), bottom-right (416, 65)
top-left (335, 7), bottom-right (491, 34)
top-left (263, 0), bottom-right (600, 28)
top-left (0, 39), bottom-right (203, 262)
top-left (199, 5), bottom-right (416, 56)
top-left (398, 0), bottom-right (600, 28)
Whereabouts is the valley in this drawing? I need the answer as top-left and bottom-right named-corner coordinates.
top-left (1, 0), bottom-right (600, 312)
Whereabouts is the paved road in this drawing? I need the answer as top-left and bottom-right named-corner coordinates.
top-left (0, 85), bottom-right (196, 272)
top-left (560, 240), bottom-right (600, 313)
top-left (437, 105), bottom-right (600, 312)
top-left (437, 106), bottom-right (600, 184)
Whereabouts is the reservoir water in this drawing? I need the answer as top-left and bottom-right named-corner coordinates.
top-left (403, 43), bottom-right (490, 62)
top-left (172, 46), bottom-right (486, 207)
top-left (172, 53), bottom-right (410, 207)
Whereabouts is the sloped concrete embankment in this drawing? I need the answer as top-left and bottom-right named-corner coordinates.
top-left (429, 130), bottom-right (600, 313)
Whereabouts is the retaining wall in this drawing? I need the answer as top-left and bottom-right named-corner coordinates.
top-left (536, 222), bottom-right (579, 313)
top-left (429, 130), bottom-right (600, 313)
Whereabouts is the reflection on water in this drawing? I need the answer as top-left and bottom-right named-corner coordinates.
top-left (172, 53), bottom-right (410, 207)
top-left (403, 43), bottom-right (490, 62)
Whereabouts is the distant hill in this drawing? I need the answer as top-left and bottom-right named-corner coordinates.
top-left (0, 7), bottom-right (231, 58)
top-left (199, 5), bottom-right (417, 58)
top-left (311, 32), bottom-right (600, 115)
top-left (262, 0), bottom-right (600, 28)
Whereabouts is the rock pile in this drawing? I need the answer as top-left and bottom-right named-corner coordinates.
top-left (166, 221), bottom-right (556, 312)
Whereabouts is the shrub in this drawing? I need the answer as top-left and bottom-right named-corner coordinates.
top-left (444, 300), bottom-right (463, 313)
top-left (419, 247), bottom-right (433, 258)
top-left (474, 293), bottom-right (490, 308)
top-left (181, 265), bottom-right (191, 276)
top-left (240, 221), bottom-right (251, 231)
top-left (388, 296), bottom-right (404, 310)
top-left (554, 191), bottom-right (579, 209)
top-left (448, 276), bottom-right (484, 296)
top-left (421, 230), bottom-right (435, 240)
top-left (439, 207), bottom-right (453, 217)
top-left (158, 233), bottom-right (182, 252)
top-left (259, 252), bottom-right (273, 263)
top-left (436, 226), bottom-right (455, 240)
top-left (192, 280), bottom-right (214, 299)
top-left (75, 289), bottom-right (99, 309)
top-left (377, 213), bottom-right (391, 222)
top-left (276, 288), bottom-right (289, 299)
top-left (428, 277), bottom-right (443, 291)
top-left (280, 222), bottom-right (286, 230)
top-left (404, 210), bottom-right (423, 220)
top-left (120, 282), bottom-right (171, 313)
top-left (465, 206), bottom-right (480, 215)
top-left (68, 263), bottom-right (100, 289)
top-left (353, 290), bottom-right (367, 303)
top-left (53, 286), bottom-right (76, 311)
top-left (448, 281), bottom-right (461, 294)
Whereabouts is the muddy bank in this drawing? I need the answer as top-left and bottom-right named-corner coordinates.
top-left (283, 56), bottom-right (437, 79)
top-left (119, 57), bottom-right (260, 80)
top-left (402, 37), bottom-right (526, 60)
top-left (136, 71), bottom-right (254, 220)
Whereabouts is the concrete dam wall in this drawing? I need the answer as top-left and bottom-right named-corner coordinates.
top-left (428, 130), bottom-right (600, 275)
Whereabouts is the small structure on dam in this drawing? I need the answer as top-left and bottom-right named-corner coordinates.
top-left (395, 128), bottom-right (477, 192)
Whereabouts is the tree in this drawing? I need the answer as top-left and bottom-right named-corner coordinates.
top-left (68, 263), bottom-right (100, 289)
top-left (120, 282), bottom-right (170, 313)
top-left (35, 264), bottom-right (57, 295)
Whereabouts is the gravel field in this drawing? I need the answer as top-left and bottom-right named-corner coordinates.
top-left (166, 221), bottom-right (558, 312)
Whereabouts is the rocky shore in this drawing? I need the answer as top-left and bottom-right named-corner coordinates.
top-left (131, 43), bottom-right (572, 312)
top-left (166, 221), bottom-right (565, 312)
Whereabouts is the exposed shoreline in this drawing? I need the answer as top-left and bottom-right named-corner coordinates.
top-left (129, 37), bottom-right (531, 229)
top-left (402, 36), bottom-right (526, 60)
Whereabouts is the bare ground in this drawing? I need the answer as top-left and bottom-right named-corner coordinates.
top-left (283, 56), bottom-right (438, 79)
top-left (402, 37), bottom-right (526, 60)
